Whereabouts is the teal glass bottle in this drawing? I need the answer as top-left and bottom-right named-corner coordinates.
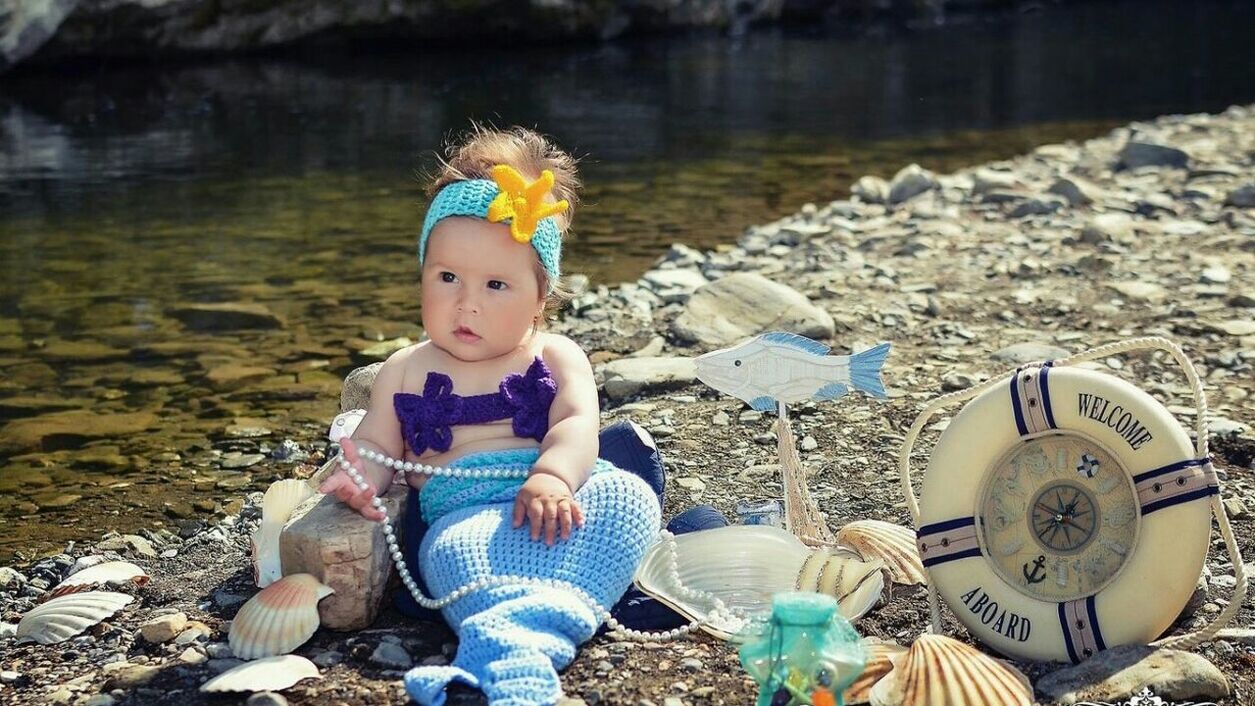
top-left (738, 592), bottom-right (866, 706)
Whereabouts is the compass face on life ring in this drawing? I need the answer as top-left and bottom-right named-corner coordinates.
top-left (978, 434), bottom-right (1140, 603)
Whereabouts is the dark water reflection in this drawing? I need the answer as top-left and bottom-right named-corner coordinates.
top-left (0, 0), bottom-right (1251, 559)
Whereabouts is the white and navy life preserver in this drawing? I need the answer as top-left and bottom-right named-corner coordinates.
top-left (915, 363), bottom-right (1217, 663)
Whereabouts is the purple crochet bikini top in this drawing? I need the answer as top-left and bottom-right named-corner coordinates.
top-left (393, 357), bottom-right (557, 456)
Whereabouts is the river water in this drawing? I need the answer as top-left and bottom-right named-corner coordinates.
top-left (0, 0), bottom-right (1251, 560)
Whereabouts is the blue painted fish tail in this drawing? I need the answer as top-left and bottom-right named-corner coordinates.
top-left (848, 342), bottom-right (891, 399)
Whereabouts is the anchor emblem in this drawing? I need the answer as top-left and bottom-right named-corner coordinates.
top-left (1023, 555), bottom-right (1047, 584)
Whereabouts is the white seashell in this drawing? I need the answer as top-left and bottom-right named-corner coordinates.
top-left (868, 634), bottom-right (1032, 706)
top-left (328, 409), bottom-right (366, 443)
top-left (634, 525), bottom-right (883, 640)
top-left (200, 654), bottom-right (321, 693)
top-left (229, 574), bottom-right (333, 659)
top-left (844, 638), bottom-right (907, 705)
top-left (836, 520), bottom-right (927, 586)
top-left (16, 591), bottom-right (134, 645)
top-left (251, 479), bottom-right (315, 588)
top-left (47, 560), bottom-right (150, 601)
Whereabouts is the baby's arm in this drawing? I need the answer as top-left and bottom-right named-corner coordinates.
top-left (512, 335), bottom-right (600, 544)
top-left (319, 350), bottom-right (409, 520)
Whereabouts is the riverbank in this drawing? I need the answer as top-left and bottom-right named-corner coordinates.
top-left (2, 105), bottom-right (1253, 706)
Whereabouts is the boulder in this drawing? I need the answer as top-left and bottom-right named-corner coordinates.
top-left (1036, 646), bottom-right (1229, 704)
top-left (672, 273), bottom-right (834, 346)
top-left (851, 175), bottom-right (889, 204)
top-left (598, 356), bottom-right (698, 401)
top-left (279, 485), bottom-right (408, 631)
top-left (0, 409), bottom-right (157, 454)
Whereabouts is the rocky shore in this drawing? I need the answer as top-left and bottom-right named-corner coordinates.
top-left (2, 105), bottom-right (1254, 706)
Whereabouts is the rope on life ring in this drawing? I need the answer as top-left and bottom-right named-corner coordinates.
top-left (897, 337), bottom-right (1246, 661)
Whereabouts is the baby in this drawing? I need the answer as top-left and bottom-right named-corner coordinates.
top-left (319, 126), bottom-right (662, 706)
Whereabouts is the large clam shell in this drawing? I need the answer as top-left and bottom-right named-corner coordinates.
top-left (796, 547), bottom-right (886, 620)
top-left (16, 591), bottom-right (134, 644)
top-left (46, 561), bottom-right (150, 601)
top-left (868, 634), bottom-right (1032, 706)
top-left (252, 479), bottom-right (316, 588)
top-left (229, 573), bottom-right (333, 659)
top-left (200, 655), bottom-right (321, 693)
top-left (845, 638), bottom-right (908, 705)
top-left (836, 520), bottom-right (927, 586)
top-left (634, 525), bottom-right (884, 640)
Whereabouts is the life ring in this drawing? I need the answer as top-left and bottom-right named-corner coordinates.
top-left (914, 362), bottom-right (1217, 663)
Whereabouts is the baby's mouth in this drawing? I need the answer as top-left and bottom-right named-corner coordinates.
top-left (454, 326), bottom-right (480, 342)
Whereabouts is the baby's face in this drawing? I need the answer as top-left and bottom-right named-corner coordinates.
top-left (421, 217), bottom-right (546, 363)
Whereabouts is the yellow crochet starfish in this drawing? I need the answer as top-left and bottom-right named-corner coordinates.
top-left (487, 165), bottom-right (570, 243)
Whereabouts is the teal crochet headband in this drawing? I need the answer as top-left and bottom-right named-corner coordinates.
top-left (418, 165), bottom-right (567, 292)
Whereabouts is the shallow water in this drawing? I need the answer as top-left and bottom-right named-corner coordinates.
top-left (0, 0), bottom-right (1252, 560)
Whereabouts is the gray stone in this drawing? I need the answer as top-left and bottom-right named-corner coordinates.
top-left (1224, 183), bottom-right (1255, 208)
top-left (84, 696), bottom-right (115, 706)
top-left (0, 567), bottom-right (27, 588)
top-left (1108, 281), bottom-right (1167, 302)
top-left (851, 175), bottom-right (889, 204)
top-left (1080, 213), bottom-right (1134, 244)
top-left (1009, 196), bottom-right (1064, 218)
top-left (94, 534), bottom-right (157, 559)
top-left (1222, 496), bottom-right (1248, 519)
top-left (641, 269), bottom-right (708, 295)
top-left (598, 357), bottom-right (697, 401)
top-left (1200, 265), bottom-right (1231, 284)
top-left (1036, 646), bottom-right (1229, 704)
top-left (971, 168), bottom-right (1021, 195)
top-left (370, 641), bottom-right (412, 669)
top-left (0, 0), bottom-right (79, 71)
top-left (887, 164), bottom-right (938, 205)
top-left (1216, 627), bottom-right (1255, 646)
top-left (102, 663), bottom-right (161, 689)
top-left (1048, 175), bottom-right (1103, 206)
top-left (245, 693), bottom-right (289, 706)
top-left (1118, 141), bottom-right (1190, 170)
top-left (672, 273), bottom-right (834, 346)
top-left (991, 342), bottom-right (1071, 366)
top-left (1209, 417), bottom-right (1248, 438)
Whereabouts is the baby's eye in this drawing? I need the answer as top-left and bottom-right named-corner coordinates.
top-left (487, 280), bottom-right (508, 291)
top-left (440, 272), bottom-right (457, 283)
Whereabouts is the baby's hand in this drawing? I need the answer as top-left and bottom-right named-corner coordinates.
top-left (318, 437), bottom-right (388, 522)
top-left (512, 473), bottom-right (585, 546)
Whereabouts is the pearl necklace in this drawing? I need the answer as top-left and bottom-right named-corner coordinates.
top-left (340, 450), bottom-right (747, 642)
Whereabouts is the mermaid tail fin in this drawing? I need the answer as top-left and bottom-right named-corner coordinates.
top-left (404, 664), bottom-right (479, 706)
top-left (405, 586), bottom-right (598, 706)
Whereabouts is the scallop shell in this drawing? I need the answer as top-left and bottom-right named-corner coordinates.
top-left (868, 634), bottom-right (1032, 706)
top-left (252, 479), bottom-right (316, 588)
top-left (836, 520), bottom-right (927, 586)
top-left (634, 525), bottom-right (883, 640)
top-left (45, 561), bottom-right (150, 602)
top-left (229, 573), bottom-right (333, 659)
top-left (200, 655), bottom-right (321, 693)
top-left (844, 638), bottom-right (908, 705)
top-left (16, 591), bottom-right (134, 644)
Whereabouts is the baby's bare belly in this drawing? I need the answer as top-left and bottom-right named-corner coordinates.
top-left (403, 422), bottom-right (540, 490)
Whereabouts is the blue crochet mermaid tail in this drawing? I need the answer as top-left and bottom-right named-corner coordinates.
top-left (404, 449), bottom-right (661, 706)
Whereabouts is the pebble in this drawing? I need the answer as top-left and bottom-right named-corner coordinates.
top-left (370, 642), bottom-right (412, 669)
top-left (138, 612), bottom-right (187, 644)
top-left (799, 436), bottom-right (818, 451)
top-left (0, 671), bottom-right (20, 683)
top-left (675, 477), bottom-right (706, 493)
top-left (246, 693), bottom-right (289, 706)
top-left (83, 696), bottom-right (116, 706)
top-left (680, 658), bottom-right (704, 672)
top-left (1200, 265), bottom-right (1231, 284)
top-left (711, 411), bottom-right (730, 426)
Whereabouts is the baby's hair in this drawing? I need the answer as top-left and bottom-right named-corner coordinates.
top-left (427, 123), bottom-right (582, 325)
